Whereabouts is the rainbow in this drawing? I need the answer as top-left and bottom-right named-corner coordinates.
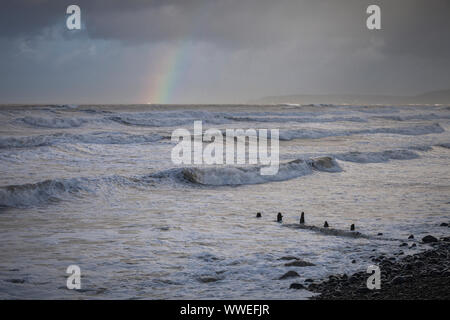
top-left (147, 41), bottom-right (190, 104)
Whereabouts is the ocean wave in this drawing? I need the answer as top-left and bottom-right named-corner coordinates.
top-left (0, 175), bottom-right (142, 208)
top-left (0, 157), bottom-right (340, 207)
top-left (375, 113), bottom-right (450, 121)
top-left (0, 132), bottom-right (163, 148)
top-left (17, 116), bottom-right (89, 129)
top-left (278, 123), bottom-right (444, 141)
top-left (353, 106), bottom-right (399, 114)
top-left (334, 149), bottom-right (420, 163)
top-left (224, 115), bottom-right (366, 123)
top-left (0, 178), bottom-right (90, 208)
top-left (108, 110), bottom-right (367, 127)
top-left (178, 157), bottom-right (341, 186)
top-left (108, 111), bottom-right (231, 127)
top-left (364, 123), bottom-right (444, 135)
top-left (11, 109), bottom-right (371, 130)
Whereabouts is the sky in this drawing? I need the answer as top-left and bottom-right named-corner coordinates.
top-left (0, 0), bottom-right (449, 104)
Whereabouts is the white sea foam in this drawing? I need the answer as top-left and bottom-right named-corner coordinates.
top-left (0, 132), bottom-right (163, 148)
top-left (224, 115), bottom-right (366, 123)
top-left (18, 116), bottom-right (89, 129)
top-left (0, 158), bottom-right (338, 207)
top-left (0, 178), bottom-right (90, 208)
top-left (334, 149), bottom-right (420, 163)
top-left (375, 113), bottom-right (450, 121)
top-left (278, 123), bottom-right (444, 141)
top-left (180, 157), bottom-right (341, 186)
top-left (108, 111), bottom-right (231, 127)
top-left (0, 175), bottom-right (140, 208)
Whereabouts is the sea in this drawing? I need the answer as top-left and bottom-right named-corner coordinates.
top-left (0, 103), bottom-right (449, 299)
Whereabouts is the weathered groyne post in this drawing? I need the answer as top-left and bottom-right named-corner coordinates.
top-left (300, 212), bottom-right (305, 224)
top-left (277, 213), bottom-right (283, 223)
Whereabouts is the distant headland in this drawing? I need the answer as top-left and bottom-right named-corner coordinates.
top-left (251, 89), bottom-right (450, 105)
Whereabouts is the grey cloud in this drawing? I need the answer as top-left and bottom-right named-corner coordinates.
top-left (0, 0), bottom-right (449, 103)
top-left (1, 1), bottom-right (449, 55)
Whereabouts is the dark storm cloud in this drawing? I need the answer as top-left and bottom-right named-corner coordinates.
top-left (379, 0), bottom-right (450, 58)
top-left (0, 0), bottom-right (449, 103)
top-left (1, 0), bottom-right (449, 55)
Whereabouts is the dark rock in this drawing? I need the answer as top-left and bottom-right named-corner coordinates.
top-left (408, 234), bottom-right (414, 239)
top-left (351, 259), bottom-right (356, 263)
top-left (391, 275), bottom-right (412, 285)
top-left (400, 242), bottom-right (408, 247)
top-left (310, 241), bottom-right (450, 300)
top-left (377, 233), bottom-right (383, 236)
top-left (349, 275), bottom-right (360, 284)
top-left (403, 264), bottom-right (412, 271)
top-left (289, 283), bottom-right (306, 290)
top-left (357, 287), bottom-right (370, 294)
top-left (440, 223), bottom-right (448, 227)
top-left (256, 212), bottom-right (262, 218)
top-left (279, 271), bottom-right (300, 280)
top-left (323, 221), bottom-right (329, 228)
top-left (279, 256), bottom-right (299, 261)
top-left (305, 278), bottom-right (314, 283)
top-left (285, 260), bottom-right (315, 267)
top-left (198, 277), bottom-right (221, 283)
top-left (6, 279), bottom-right (25, 284)
top-left (410, 243), bottom-right (417, 248)
top-left (422, 235), bottom-right (438, 243)
top-left (350, 224), bottom-right (355, 231)
top-left (390, 276), bottom-right (404, 285)
top-left (441, 237), bottom-right (450, 242)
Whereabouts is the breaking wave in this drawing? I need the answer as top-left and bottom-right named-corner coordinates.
top-left (375, 113), bottom-right (450, 121)
top-left (0, 157), bottom-right (342, 207)
top-left (0, 178), bottom-right (90, 208)
top-left (17, 109), bottom-right (434, 130)
top-left (278, 123), bottom-right (444, 141)
top-left (108, 111), bottom-right (231, 127)
top-left (13, 110), bottom-right (373, 130)
top-left (18, 116), bottom-right (89, 129)
top-left (223, 115), bottom-right (366, 123)
top-left (179, 157), bottom-right (341, 186)
top-left (0, 132), bottom-right (163, 148)
top-left (0, 175), bottom-right (141, 208)
top-left (334, 149), bottom-right (420, 163)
